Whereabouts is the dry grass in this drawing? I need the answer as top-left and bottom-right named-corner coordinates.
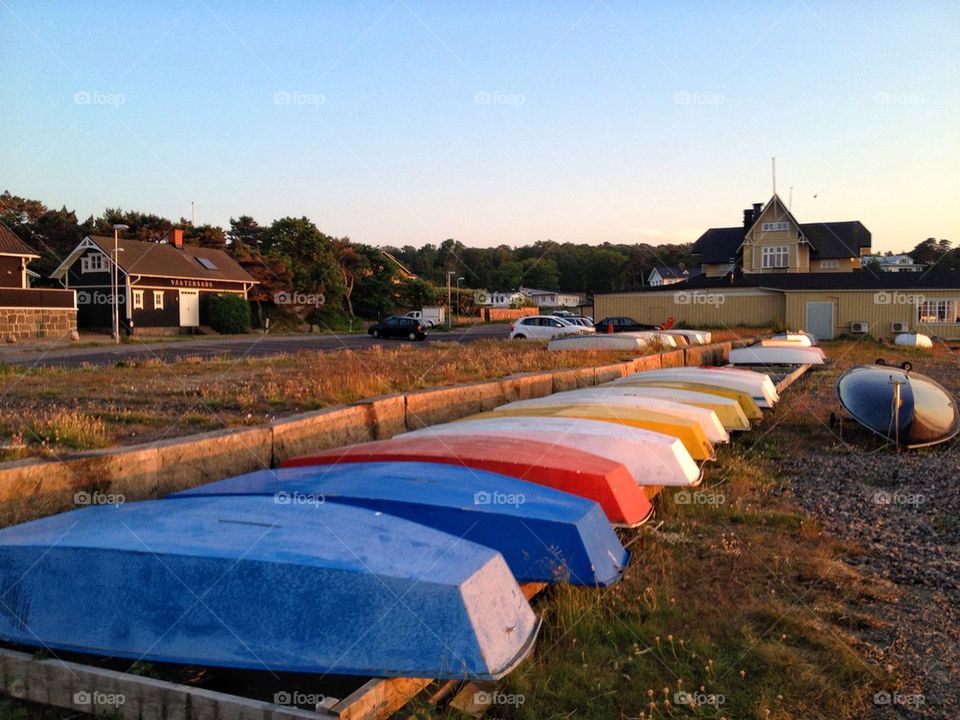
top-left (0, 340), bottom-right (659, 460)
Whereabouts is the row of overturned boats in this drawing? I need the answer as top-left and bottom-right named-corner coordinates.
top-left (0, 333), bottom-right (955, 689)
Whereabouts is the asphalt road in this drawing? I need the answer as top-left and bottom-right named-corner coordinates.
top-left (1, 324), bottom-right (510, 368)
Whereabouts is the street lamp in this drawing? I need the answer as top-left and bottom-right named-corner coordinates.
top-left (455, 276), bottom-right (464, 325)
top-left (446, 271), bottom-right (455, 330)
top-left (111, 224), bottom-right (129, 344)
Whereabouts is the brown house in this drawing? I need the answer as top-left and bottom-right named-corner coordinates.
top-left (52, 229), bottom-right (256, 334)
top-left (0, 221), bottom-right (77, 340)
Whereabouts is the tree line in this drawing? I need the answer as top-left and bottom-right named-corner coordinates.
top-left (3, 190), bottom-right (951, 326)
top-left (0, 190), bottom-right (699, 326)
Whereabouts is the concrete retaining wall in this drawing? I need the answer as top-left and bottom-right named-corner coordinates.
top-left (0, 338), bottom-right (758, 524)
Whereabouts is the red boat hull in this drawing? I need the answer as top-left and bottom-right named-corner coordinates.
top-left (283, 436), bottom-right (655, 526)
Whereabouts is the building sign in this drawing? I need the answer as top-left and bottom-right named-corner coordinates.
top-left (129, 277), bottom-right (247, 291)
top-left (170, 278), bottom-right (216, 288)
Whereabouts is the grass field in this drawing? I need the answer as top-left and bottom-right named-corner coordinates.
top-left (0, 330), bottom-right (753, 462)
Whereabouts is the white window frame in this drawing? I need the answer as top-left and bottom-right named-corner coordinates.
top-left (918, 299), bottom-right (960, 324)
top-left (80, 253), bottom-right (108, 273)
top-left (761, 246), bottom-right (789, 269)
top-left (153, 291), bottom-right (164, 309)
top-left (133, 290), bottom-right (144, 310)
top-left (761, 221), bottom-right (789, 232)
top-left (820, 259), bottom-right (839, 269)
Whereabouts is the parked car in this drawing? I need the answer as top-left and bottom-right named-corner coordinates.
top-left (509, 316), bottom-right (585, 340)
top-left (564, 316), bottom-right (596, 332)
top-left (594, 316), bottom-right (659, 333)
top-left (368, 316), bottom-right (428, 341)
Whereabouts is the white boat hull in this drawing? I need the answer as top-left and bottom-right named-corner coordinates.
top-left (894, 333), bottom-right (933, 349)
top-left (548, 335), bottom-right (647, 351)
top-left (399, 416), bottom-right (702, 486)
top-left (616, 368), bottom-right (778, 407)
top-left (729, 345), bottom-right (825, 366)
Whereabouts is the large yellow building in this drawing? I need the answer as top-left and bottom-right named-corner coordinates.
top-left (594, 197), bottom-right (960, 341)
top-left (693, 194), bottom-right (872, 277)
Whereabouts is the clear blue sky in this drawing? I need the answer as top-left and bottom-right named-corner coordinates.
top-left (2, 1), bottom-right (957, 253)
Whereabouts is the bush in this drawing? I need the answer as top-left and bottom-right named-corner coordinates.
top-left (208, 294), bottom-right (251, 334)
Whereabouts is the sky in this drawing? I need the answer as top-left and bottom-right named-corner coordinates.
top-left (2, 1), bottom-right (958, 254)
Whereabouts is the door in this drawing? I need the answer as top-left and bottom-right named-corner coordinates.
top-left (805, 302), bottom-right (834, 340)
top-left (179, 290), bottom-right (200, 327)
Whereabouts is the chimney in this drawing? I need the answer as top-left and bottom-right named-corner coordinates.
top-left (167, 228), bottom-right (183, 249)
top-left (753, 202), bottom-right (762, 217)
top-left (743, 209), bottom-right (753, 227)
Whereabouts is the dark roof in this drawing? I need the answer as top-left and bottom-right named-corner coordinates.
top-left (0, 221), bottom-right (39, 258)
top-left (605, 269), bottom-right (960, 294)
top-left (652, 264), bottom-right (701, 280)
top-left (87, 236), bottom-right (255, 284)
top-left (691, 227), bottom-right (742, 264)
top-left (800, 221), bottom-right (871, 258)
top-left (692, 221), bottom-right (872, 263)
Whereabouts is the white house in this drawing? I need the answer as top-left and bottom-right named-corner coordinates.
top-left (518, 286), bottom-right (584, 308)
top-left (647, 264), bottom-right (701, 287)
top-left (864, 254), bottom-right (925, 272)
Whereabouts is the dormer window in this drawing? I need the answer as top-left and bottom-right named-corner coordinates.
top-left (80, 253), bottom-right (108, 273)
top-left (761, 246), bottom-right (789, 269)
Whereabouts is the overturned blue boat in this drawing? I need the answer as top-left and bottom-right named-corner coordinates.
top-left (836, 364), bottom-right (960, 448)
top-left (0, 496), bottom-right (540, 680)
top-left (172, 461), bottom-right (629, 586)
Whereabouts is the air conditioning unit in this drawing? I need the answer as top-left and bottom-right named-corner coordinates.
top-left (891, 322), bottom-right (910, 333)
top-left (850, 321), bottom-right (869, 334)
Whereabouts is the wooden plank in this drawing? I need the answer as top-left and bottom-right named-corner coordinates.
top-left (329, 677), bottom-right (431, 720)
top-left (0, 647), bottom-right (317, 720)
top-left (775, 364), bottom-right (811, 394)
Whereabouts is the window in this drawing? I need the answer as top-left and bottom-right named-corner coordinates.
top-left (133, 290), bottom-right (144, 310)
top-left (919, 300), bottom-right (960, 324)
top-left (761, 221), bottom-right (789, 232)
top-left (80, 253), bottom-right (107, 273)
top-left (196, 257), bottom-right (219, 270)
top-left (820, 259), bottom-right (839, 269)
top-left (153, 291), bottom-right (164, 309)
top-left (761, 246), bottom-right (789, 269)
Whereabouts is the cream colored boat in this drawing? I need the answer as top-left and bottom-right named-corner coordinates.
top-left (465, 406), bottom-right (715, 461)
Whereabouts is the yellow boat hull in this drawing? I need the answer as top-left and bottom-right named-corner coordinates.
top-left (612, 380), bottom-right (763, 420)
top-left (466, 406), bottom-right (715, 461)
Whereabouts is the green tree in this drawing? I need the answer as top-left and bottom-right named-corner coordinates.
top-left (352, 245), bottom-right (401, 319)
top-left (400, 278), bottom-right (440, 309)
top-left (260, 217), bottom-right (346, 308)
top-left (227, 215), bottom-right (264, 250)
top-left (520, 257), bottom-right (559, 289)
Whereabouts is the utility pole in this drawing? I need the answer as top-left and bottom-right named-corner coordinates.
top-left (446, 271), bottom-right (454, 330)
top-left (111, 224), bottom-right (129, 344)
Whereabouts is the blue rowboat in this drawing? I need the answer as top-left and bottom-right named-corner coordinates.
top-left (172, 461), bottom-right (629, 586)
top-left (0, 496), bottom-right (539, 680)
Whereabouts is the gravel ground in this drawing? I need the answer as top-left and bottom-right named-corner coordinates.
top-left (773, 351), bottom-right (959, 719)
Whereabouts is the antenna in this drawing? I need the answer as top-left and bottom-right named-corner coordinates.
top-left (789, 186), bottom-right (793, 210)
top-left (191, 201), bottom-right (195, 225)
top-left (771, 157), bottom-right (777, 196)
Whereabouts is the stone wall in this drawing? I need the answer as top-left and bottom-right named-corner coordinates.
top-left (0, 308), bottom-right (77, 340)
